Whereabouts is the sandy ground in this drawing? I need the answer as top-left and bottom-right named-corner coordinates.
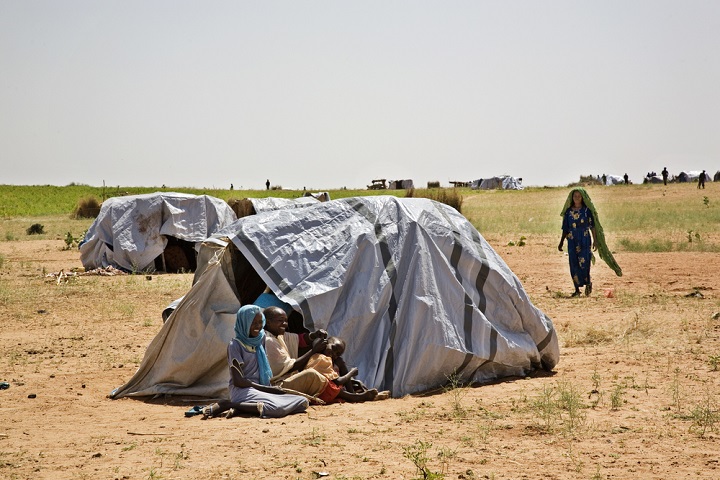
top-left (1, 229), bottom-right (719, 479)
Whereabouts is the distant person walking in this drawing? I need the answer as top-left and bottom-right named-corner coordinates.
top-left (558, 188), bottom-right (622, 297)
top-left (662, 167), bottom-right (668, 185)
top-left (601, 174), bottom-right (607, 186)
top-left (623, 173), bottom-right (629, 185)
top-left (266, 179), bottom-right (270, 190)
top-left (698, 170), bottom-right (706, 189)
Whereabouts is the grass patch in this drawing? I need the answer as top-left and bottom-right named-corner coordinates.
top-left (618, 237), bottom-right (720, 253)
top-left (405, 187), bottom-right (463, 213)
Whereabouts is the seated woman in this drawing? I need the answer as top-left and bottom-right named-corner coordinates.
top-left (204, 305), bottom-right (309, 419)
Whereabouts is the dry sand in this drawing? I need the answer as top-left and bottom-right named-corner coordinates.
top-left (1, 221), bottom-right (718, 479)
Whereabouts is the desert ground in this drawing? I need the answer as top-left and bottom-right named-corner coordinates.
top-left (1, 187), bottom-right (719, 480)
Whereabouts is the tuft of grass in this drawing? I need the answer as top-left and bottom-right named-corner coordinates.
top-left (402, 440), bottom-right (445, 480)
top-left (26, 223), bottom-right (45, 235)
top-left (405, 188), bottom-right (463, 213)
top-left (73, 196), bottom-right (101, 219)
top-left (443, 372), bottom-right (468, 419)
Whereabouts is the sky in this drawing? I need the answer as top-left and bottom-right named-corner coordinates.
top-left (1, 1), bottom-right (719, 190)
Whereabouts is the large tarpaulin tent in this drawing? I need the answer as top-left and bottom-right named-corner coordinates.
top-left (110, 196), bottom-right (559, 399)
top-left (80, 192), bottom-right (237, 272)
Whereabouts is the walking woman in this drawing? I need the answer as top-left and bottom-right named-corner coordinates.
top-left (558, 188), bottom-right (622, 296)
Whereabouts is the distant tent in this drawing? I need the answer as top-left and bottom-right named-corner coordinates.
top-left (79, 192), bottom-right (237, 273)
top-left (678, 171), bottom-right (711, 183)
top-left (644, 175), bottom-right (663, 184)
top-left (389, 179), bottom-right (415, 190)
top-left (714, 171), bottom-right (720, 182)
top-left (603, 175), bottom-right (625, 186)
top-left (110, 196), bottom-right (559, 400)
top-left (471, 176), bottom-right (524, 190)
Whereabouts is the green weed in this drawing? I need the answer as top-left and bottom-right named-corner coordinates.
top-left (402, 440), bottom-right (445, 480)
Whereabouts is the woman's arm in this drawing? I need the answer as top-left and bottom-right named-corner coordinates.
top-left (558, 232), bottom-right (567, 251)
top-left (230, 358), bottom-right (286, 394)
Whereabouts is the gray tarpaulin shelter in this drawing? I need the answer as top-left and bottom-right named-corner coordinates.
top-left (471, 176), bottom-right (524, 190)
top-left (80, 192), bottom-right (237, 272)
top-left (110, 196), bottom-right (559, 400)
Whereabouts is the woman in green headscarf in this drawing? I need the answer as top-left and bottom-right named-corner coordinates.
top-left (558, 188), bottom-right (622, 297)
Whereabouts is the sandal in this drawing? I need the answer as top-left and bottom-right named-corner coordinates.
top-left (184, 405), bottom-right (205, 417)
top-left (570, 291), bottom-right (581, 298)
top-left (585, 283), bottom-right (592, 296)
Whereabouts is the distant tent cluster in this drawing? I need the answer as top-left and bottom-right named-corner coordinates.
top-left (641, 170), bottom-right (714, 184)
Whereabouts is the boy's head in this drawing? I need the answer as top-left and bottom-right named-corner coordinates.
top-left (324, 336), bottom-right (346, 359)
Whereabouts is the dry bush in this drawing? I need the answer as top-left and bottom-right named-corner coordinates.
top-left (427, 181), bottom-right (441, 188)
top-left (26, 223), bottom-right (45, 235)
top-left (405, 187), bottom-right (463, 213)
top-left (73, 196), bottom-right (101, 218)
top-left (568, 175), bottom-right (603, 187)
top-left (227, 198), bottom-right (256, 218)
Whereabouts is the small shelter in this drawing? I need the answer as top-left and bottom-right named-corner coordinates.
top-left (79, 192), bottom-right (236, 273)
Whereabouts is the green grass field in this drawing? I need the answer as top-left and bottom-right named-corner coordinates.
top-left (1, 182), bottom-right (718, 252)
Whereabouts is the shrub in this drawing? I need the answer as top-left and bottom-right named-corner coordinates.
top-left (73, 196), bottom-right (101, 219)
top-left (405, 188), bottom-right (463, 213)
top-left (26, 223), bottom-right (45, 235)
top-left (427, 181), bottom-right (440, 188)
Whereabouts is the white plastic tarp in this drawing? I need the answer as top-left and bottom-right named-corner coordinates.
top-left (110, 196), bottom-right (559, 399)
top-left (249, 196), bottom-right (320, 213)
top-left (79, 192), bottom-right (237, 272)
top-left (471, 176), bottom-right (524, 190)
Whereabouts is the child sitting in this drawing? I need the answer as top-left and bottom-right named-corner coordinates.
top-left (305, 336), bottom-right (379, 403)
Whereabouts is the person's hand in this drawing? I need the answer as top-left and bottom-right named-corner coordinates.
top-left (557, 242), bottom-right (563, 252)
top-left (309, 329), bottom-right (328, 341)
top-left (265, 386), bottom-right (285, 395)
top-left (311, 337), bottom-right (328, 353)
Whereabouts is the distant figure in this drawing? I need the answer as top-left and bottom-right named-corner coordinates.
top-left (662, 167), bottom-right (668, 185)
top-left (230, 183), bottom-right (234, 191)
top-left (266, 179), bottom-right (270, 190)
top-left (623, 173), bottom-right (629, 185)
top-left (698, 170), bottom-right (706, 189)
top-left (601, 174), bottom-right (607, 186)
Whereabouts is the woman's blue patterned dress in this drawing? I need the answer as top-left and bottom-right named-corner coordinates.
top-left (562, 206), bottom-right (594, 288)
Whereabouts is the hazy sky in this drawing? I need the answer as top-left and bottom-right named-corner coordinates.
top-left (2, 1), bottom-right (719, 190)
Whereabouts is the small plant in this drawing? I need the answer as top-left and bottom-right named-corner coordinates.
top-left (26, 223), bottom-right (45, 235)
top-left (436, 447), bottom-right (457, 475)
top-left (610, 384), bottom-right (625, 410)
top-left (64, 232), bottom-right (78, 250)
top-left (443, 371), bottom-right (468, 418)
top-left (688, 392), bottom-right (718, 437)
top-left (670, 367), bottom-right (682, 414)
top-left (687, 230), bottom-right (700, 243)
top-left (402, 440), bottom-right (445, 480)
top-left (507, 236), bottom-right (527, 247)
top-left (703, 196), bottom-right (710, 208)
top-left (709, 355), bottom-right (720, 371)
top-left (532, 384), bottom-right (558, 432)
top-left (557, 381), bottom-right (586, 433)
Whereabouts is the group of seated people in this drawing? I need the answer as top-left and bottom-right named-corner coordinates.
top-left (202, 292), bottom-right (385, 419)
